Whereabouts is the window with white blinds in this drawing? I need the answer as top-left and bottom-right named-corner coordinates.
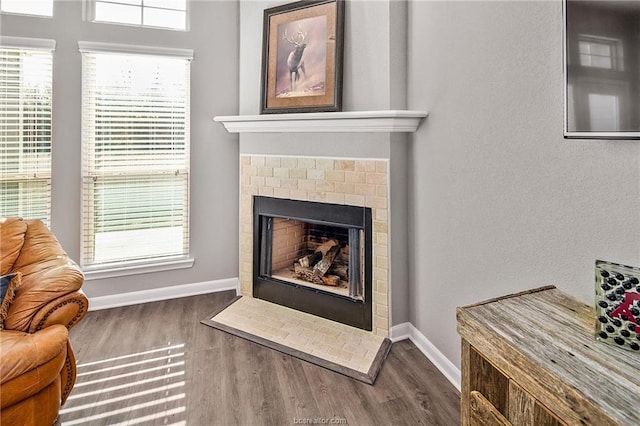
top-left (0, 0), bottom-right (53, 17)
top-left (80, 43), bottom-right (191, 268)
top-left (0, 39), bottom-right (54, 225)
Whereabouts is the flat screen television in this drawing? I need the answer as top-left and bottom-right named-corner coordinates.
top-left (564, 0), bottom-right (640, 139)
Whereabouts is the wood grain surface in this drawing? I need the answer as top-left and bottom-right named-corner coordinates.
top-left (458, 286), bottom-right (640, 426)
top-left (61, 291), bottom-right (460, 425)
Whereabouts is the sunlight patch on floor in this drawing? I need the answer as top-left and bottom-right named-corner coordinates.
top-left (60, 343), bottom-right (187, 425)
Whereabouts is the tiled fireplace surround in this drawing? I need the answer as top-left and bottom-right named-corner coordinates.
top-left (220, 111), bottom-right (426, 342)
top-left (239, 155), bottom-right (391, 337)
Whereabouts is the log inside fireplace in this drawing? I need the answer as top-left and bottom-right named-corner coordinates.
top-left (253, 196), bottom-right (372, 330)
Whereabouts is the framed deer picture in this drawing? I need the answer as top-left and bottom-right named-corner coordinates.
top-left (260, 0), bottom-right (344, 114)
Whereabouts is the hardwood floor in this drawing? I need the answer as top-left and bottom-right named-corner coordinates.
top-left (61, 291), bottom-right (460, 425)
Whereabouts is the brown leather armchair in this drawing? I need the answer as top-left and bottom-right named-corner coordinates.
top-left (1, 217), bottom-right (88, 426)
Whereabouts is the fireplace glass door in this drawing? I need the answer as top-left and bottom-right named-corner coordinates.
top-left (260, 217), bottom-right (364, 301)
top-left (253, 196), bottom-right (372, 330)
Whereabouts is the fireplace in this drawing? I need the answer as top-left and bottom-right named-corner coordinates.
top-left (253, 196), bottom-right (373, 330)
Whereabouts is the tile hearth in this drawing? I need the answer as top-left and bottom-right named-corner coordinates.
top-left (202, 296), bottom-right (391, 384)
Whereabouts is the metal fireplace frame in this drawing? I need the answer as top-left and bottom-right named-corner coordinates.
top-left (253, 196), bottom-right (373, 330)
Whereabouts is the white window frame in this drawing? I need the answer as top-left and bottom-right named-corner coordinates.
top-left (0, 36), bottom-right (55, 225)
top-left (85, 0), bottom-right (189, 31)
top-left (0, 0), bottom-right (53, 17)
top-left (578, 35), bottom-right (624, 72)
top-left (79, 41), bottom-right (194, 278)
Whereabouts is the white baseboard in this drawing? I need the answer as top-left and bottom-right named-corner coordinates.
top-left (88, 278), bottom-right (239, 311)
top-left (390, 322), bottom-right (461, 392)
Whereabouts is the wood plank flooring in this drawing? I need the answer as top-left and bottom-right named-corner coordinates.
top-left (60, 291), bottom-right (460, 425)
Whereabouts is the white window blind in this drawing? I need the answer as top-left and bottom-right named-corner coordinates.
top-left (80, 45), bottom-right (191, 268)
top-left (0, 41), bottom-right (54, 224)
top-left (92, 0), bottom-right (187, 30)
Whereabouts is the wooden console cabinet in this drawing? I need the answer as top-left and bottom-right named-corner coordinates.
top-left (457, 286), bottom-right (639, 426)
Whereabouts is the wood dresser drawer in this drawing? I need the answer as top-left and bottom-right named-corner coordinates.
top-left (470, 390), bottom-right (511, 426)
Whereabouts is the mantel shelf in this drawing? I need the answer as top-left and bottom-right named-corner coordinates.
top-left (213, 110), bottom-right (428, 133)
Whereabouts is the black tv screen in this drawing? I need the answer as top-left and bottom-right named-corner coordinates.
top-left (564, 0), bottom-right (640, 138)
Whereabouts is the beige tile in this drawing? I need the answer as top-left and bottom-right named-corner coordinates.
top-left (334, 182), bottom-right (355, 194)
top-left (316, 159), bottom-right (335, 170)
top-left (365, 196), bottom-right (387, 209)
top-left (344, 194), bottom-right (366, 206)
top-left (273, 167), bottom-right (290, 178)
top-left (297, 179), bottom-right (316, 191)
top-left (289, 189), bottom-right (309, 200)
top-left (265, 177), bottom-right (281, 188)
top-left (281, 157), bottom-right (298, 169)
top-left (365, 172), bottom-right (387, 186)
top-left (373, 221), bottom-right (388, 233)
top-left (345, 171), bottom-right (366, 184)
top-left (307, 192), bottom-right (326, 202)
top-left (316, 181), bottom-right (336, 192)
top-left (290, 168), bottom-right (307, 179)
top-left (354, 183), bottom-right (376, 196)
top-left (325, 192), bottom-right (345, 204)
top-left (258, 166), bottom-right (274, 177)
top-left (297, 158), bottom-right (316, 169)
top-left (251, 156), bottom-right (265, 166)
top-left (335, 160), bottom-right (355, 171)
top-left (273, 187), bottom-right (291, 199)
top-left (374, 255), bottom-right (389, 269)
top-left (279, 178), bottom-right (298, 189)
top-left (265, 157), bottom-right (281, 167)
top-left (325, 170), bottom-right (345, 182)
top-left (245, 165), bottom-right (258, 176)
top-left (258, 186), bottom-right (274, 196)
top-left (354, 160), bottom-right (377, 172)
top-left (375, 208), bottom-right (388, 222)
top-left (307, 168), bottom-right (325, 180)
top-left (250, 175), bottom-right (265, 187)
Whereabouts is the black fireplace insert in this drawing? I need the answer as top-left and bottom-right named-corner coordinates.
top-left (253, 196), bottom-right (373, 330)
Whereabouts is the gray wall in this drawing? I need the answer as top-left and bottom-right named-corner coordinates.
top-left (1, 0), bottom-right (240, 297)
top-left (239, 0), bottom-right (407, 114)
top-left (407, 1), bottom-right (640, 366)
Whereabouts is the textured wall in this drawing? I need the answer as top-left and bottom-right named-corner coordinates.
top-left (407, 1), bottom-right (640, 367)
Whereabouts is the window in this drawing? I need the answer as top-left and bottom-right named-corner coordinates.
top-left (80, 42), bottom-right (192, 268)
top-left (578, 36), bottom-right (623, 71)
top-left (91, 0), bottom-right (187, 30)
top-left (0, 0), bottom-right (53, 17)
top-left (0, 38), bottom-right (54, 224)
top-left (588, 93), bottom-right (620, 131)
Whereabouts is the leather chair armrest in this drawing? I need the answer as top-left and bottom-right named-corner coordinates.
top-left (28, 290), bottom-right (89, 333)
top-left (6, 262), bottom-right (85, 332)
top-left (0, 326), bottom-right (68, 406)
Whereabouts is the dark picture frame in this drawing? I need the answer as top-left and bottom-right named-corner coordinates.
top-left (260, 0), bottom-right (344, 114)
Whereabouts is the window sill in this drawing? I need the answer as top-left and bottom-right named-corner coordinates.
top-left (83, 257), bottom-right (195, 281)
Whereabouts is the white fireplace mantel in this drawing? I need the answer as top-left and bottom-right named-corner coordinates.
top-left (213, 110), bottom-right (428, 133)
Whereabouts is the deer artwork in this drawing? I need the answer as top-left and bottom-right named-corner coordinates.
top-left (283, 25), bottom-right (307, 93)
